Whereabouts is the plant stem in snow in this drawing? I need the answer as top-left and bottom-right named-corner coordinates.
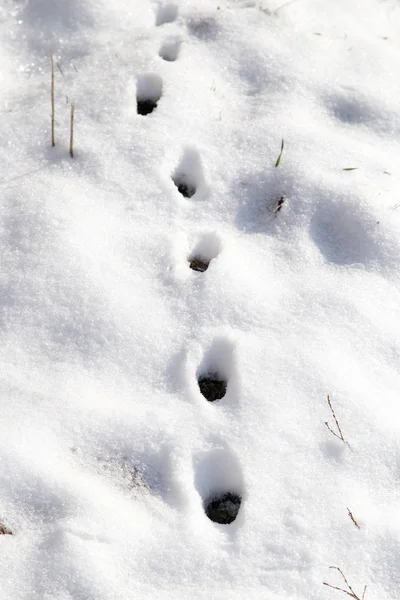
top-left (275, 138), bottom-right (284, 167)
top-left (347, 508), bottom-right (361, 530)
top-left (70, 104), bottom-right (75, 158)
top-left (324, 395), bottom-right (348, 446)
top-left (0, 523), bottom-right (12, 535)
top-left (50, 49), bottom-right (55, 147)
top-left (323, 566), bottom-right (367, 599)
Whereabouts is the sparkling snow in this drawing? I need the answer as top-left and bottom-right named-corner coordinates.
top-left (1, 1), bottom-right (400, 598)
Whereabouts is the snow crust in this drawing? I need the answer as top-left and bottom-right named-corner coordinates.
top-left (1, 0), bottom-right (400, 598)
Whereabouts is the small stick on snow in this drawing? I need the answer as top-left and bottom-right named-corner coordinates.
top-left (0, 523), bottom-right (12, 535)
top-left (69, 104), bottom-right (75, 158)
top-left (323, 566), bottom-right (367, 600)
top-left (275, 138), bottom-right (284, 167)
top-left (272, 196), bottom-right (285, 214)
top-left (261, 0), bottom-right (300, 15)
top-left (50, 49), bottom-right (55, 147)
top-left (56, 62), bottom-right (64, 77)
top-left (324, 395), bottom-right (349, 446)
top-left (275, 0), bottom-right (301, 14)
top-left (347, 508), bottom-right (361, 530)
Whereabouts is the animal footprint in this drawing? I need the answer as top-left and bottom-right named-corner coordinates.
top-left (196, 337), bottom-right (235, 403)
top-left (136, 74), bottom-right (163, 115)
top-left (194, 445), bottom-right (244, 525)
top-left (188, 231), bottom-right (221, 273)
top-left (172, 148), bottom-right (207, 199)
top-left (155, 4), bottom-right (178, 26)
top-left (159, 39), bottom-right (181, 62)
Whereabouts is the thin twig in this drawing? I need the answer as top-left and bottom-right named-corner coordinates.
top-left (69, 104), bottom-right (75, 158)
top-left (275, 0), bottom-right (301, 14)
top-left (272, 196), bottom-right (285, 214)
top-left (323, 582), bottom-right (354, 598)
top-left (347, 508), bottom-right (361, 530)
top-left (0, 523), bottom-right (12, 535)
top-left (50, 49), bottom-right (55, 147)
top-left (323, 566), bottom-right (367, 600)
top-left (56, 62), bottom-right (64, 77)
top-left (360, 587), bottom-right (367, 600)
top-left (275, 138), bottom-right (284, 167)
top-left (324, 395), bottom-right (348, 445)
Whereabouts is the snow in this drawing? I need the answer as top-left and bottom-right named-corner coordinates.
top-left (1, 0), bottom-right (400, 598)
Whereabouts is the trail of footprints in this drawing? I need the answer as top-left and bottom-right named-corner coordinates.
top-left (134, 0), bottom-right (389, 544)
top-left (136, 4), bottom-right (243, 525)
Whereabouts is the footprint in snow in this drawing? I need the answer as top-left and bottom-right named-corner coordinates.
top-left (159, 39), bottom-right (181, 62)
top-left (172, 148), bottom-right (208, 199)
top-left (309, 194), bottom-right (391, 268)
top-left (136, 74), bottom-right (163, 115)
top-left (187, 17), bottom-right (220, 41)
top-left (193, 445), bottom-right (244, 525)
top-left (196, 337), bottom-right (237, 403)
top-left (188, 231), bottom-right (221, 273)
top-left (155, 3), bottom-right (178, 26)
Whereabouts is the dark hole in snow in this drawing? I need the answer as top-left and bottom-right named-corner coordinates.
top-left (198, 374), bottom-right (227, 402)
top-left (205, 492), bottom-right (241, 524)
top-left (137, 99), bottom-right (158, 115)
top-left (172, 176), bottom-right (196, 198)
top-left (189, 257), bottom-right (209, 272)
top-left (178, 182), bottom-right (195, 197)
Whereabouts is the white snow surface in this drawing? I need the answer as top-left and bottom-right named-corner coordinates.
top-left (1, 0), bottom-right (400, 598)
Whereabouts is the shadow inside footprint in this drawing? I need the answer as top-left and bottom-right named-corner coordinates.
top-left (137, 100), bottom-right (157, 115)
top-left (198, 374), bottom-right (227, 402)
top-left (173, 177), bottom-right (196, 198)
top-left (189, 257), bottom-right (209, 272)
top-left (205, 492), bottom-right (241, 524)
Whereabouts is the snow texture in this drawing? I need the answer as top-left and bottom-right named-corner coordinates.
top-left (1, 0), bottom-right (400, 598)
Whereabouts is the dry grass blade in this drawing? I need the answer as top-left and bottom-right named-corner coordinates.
top-left (347, 508), bottom-right (361, 530)
top-left (323, 566), bottom-right (367, 600)
top-left (271, 196), bottom-right (285, 214)
top-left (262, 0), bottom-right (301, 14)
top-left (275, 0), bottom-right (301, 13)
top-left (362, 587), bottom-right (367, 600)
top-left (70, 104), bottom-right (75, 158)
top-left (324, 395), bottom-right (349, 446)
top-left (0, 523), bottom-right (12, 535)
top-left (323, 582), bottom-right (355, 598)
top-left (275, 138), bottom-right (284, 167)
top-left (50, 49), bottom-right (55, 147)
